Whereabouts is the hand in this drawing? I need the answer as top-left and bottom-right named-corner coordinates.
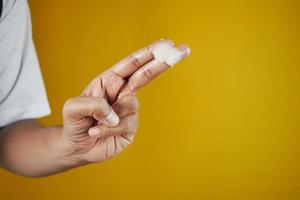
top-left (60, 39), bottom-right (190, 165)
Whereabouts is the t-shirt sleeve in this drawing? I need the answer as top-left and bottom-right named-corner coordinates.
top-left (0, 0), bottom-right (51, 127)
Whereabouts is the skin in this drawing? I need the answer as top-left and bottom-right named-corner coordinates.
top-left (0, 39), bottom-right (190, 177)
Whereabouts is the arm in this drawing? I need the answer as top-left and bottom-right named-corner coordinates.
top-left (0, 120), bottom-right (77, 177)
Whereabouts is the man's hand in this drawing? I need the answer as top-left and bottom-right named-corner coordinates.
top-left (0, 39), bottom-right (190, 176)
top-left (60, 39), bottom-right (190, 164)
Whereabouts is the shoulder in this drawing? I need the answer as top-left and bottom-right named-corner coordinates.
top-left (1, 0), bottom-right (27, 20)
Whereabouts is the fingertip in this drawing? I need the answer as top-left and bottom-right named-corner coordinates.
top-left (177, 44), bottom-right (191, 58)
top-left (89, 127), bottom-right (101, 137)
top-left (103, 109), bottom-right (120, 127)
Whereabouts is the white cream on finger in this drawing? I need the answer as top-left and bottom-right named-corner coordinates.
top-left (152, 42), bottom-right (183, 66)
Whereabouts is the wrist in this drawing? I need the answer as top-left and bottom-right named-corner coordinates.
top-left (51, 126), bottom-right (89, 169)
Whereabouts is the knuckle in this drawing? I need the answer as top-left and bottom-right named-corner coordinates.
top-left (93, 98), bottom-right (110, 116)
top-left (133, 115), bottom-right (139, 132)
top-left (123, 94), bottom-right (140, 111)
top-left (130, 55), bottom-right (141, 69)
top-left (131, 96), bottom-right (139, 111)
top-left (122, 120), bottom-right (131, 135)
top-left (142, 69), bottom-right (153, 81)
top-left (63, 97), bottom-right (79, 116)
top-left (123, 117), bottom-right (138, 135)
top-left (105, 126), bottom-right (114, 136)
top-left (96, 97), bottom-right (108, 108)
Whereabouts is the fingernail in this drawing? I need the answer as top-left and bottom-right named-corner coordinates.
top-left (184, 46), bottom-right (191, 57)
top-left (104, 109), bottom-right (120, 127)
top-left (89, 127), bottom-right (101, 137)
top-left (178, 44), bottom-right (191, 58)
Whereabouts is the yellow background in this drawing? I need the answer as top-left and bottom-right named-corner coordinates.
top-left (1, 0), bottom-right (300, 199)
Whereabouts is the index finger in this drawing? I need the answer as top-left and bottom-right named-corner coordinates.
top-left (110, 39), bottom-right (174, 78)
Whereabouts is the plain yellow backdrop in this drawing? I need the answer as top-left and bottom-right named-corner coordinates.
top-left (0, 0), bottom-right (300, 199)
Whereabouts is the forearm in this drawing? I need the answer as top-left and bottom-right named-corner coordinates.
top-left (0, 120), bottom-right (82, 177)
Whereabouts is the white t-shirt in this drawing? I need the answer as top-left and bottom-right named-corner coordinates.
top-left (0, 0), bottom-right (51, 127)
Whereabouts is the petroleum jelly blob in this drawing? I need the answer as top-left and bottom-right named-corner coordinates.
top-left (152, 42), bottom-right (182, 66)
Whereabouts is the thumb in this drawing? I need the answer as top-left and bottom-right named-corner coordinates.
top-left (63, 96), bottom-right (120, 127)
